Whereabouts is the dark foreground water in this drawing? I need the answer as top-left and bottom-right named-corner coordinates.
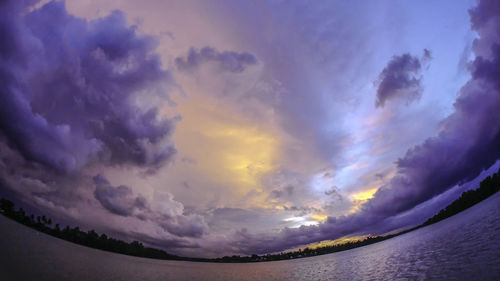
top-left (1, 193), bottom-right (500, 281)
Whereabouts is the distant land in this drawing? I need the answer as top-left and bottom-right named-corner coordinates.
top-left (1, 166), bottom-right (499, 263)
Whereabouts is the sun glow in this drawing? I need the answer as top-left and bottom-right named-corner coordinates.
top-left (346, 187), bottom-right (379, 214)
top-left (304, 236), bottom-right (366, 250)
top-left (173, 96), bottom-right (279, 198)
top-left (309, 213), bottom-right (328, 222)
top-left (283, 216), bottom-right (319, 228)
top-left (351, 187), bottom-right (378, 201)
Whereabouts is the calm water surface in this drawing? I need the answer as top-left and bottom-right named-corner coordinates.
top-left (1, 192), bottom-right (499, 281)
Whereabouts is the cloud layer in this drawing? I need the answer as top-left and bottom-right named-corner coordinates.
top-left (175, 46), bottom-right (258, 73)
top-left (93, 174), bottom-right (207, 238)
top-left (375, 50), bottom-right (431, 107)
top-left (93, 174), bottom-right (148, 216)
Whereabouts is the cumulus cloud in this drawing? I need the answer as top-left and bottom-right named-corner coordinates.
top-left (0, 0), bottom-right (176, 173)
top-left (375, 50), bottom-right (431, 107)
top-left (93, 174), bottom-right (147, 216)
top-left (0, 0), bottom-right (203, 251)
top-left (175, 46), bottom-right (258, 73)
top-left (93, 174), bottom-right (207, 238)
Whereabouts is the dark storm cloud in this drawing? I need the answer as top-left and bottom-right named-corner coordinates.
top-left (364, 0), bottom-right (500, 218)
top-left (0, 0), bottom-right (176, 173)
top-left (175, 46), bottom-right (258, 73)
top-left (469, 0), bottom-right (500, 34)
top-left (0, 0), bottom-right (206, 249)
top-left (93, 174), bottom-right (147, 216)
top-left (375, 50), bottom-right (430, 107)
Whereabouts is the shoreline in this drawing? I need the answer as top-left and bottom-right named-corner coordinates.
top-left (1, 166), bottom-right (498, 263)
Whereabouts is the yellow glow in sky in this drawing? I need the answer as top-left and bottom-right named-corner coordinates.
top-left (304, 236), bottom-right (365, 250)
top-left (309, 213), bottom-right (328, 222)
top-left (173, 96), bottom-right (279, 201)
top-left (351, 187), bottom-right (378, 201)
top-left (213, 127), bottom-right (276, 186)
top-left (347, 187), bottom-right (379, 214)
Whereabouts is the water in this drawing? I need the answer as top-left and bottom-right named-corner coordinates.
top-left (1, 192), bottom-right (499, 281)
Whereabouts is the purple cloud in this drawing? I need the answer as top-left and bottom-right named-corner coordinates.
top-left (93, 174), bottom-right (207, 238)
top-left (375, 50), bottom-right (431, 107)
top-left (93, 174), bottom-right (147, 216)
top-left (365, 2), bottom-right (500, 218)
top-left (0, 0), bottom-right (176, 173)
top-left (175, 46), bottom-right (258, 73)
top-left (323, 0), bottom-right (500, 249)
top-left (156, 214), bottom-right (207, 238)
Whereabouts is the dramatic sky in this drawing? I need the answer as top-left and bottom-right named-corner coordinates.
top-left (1, 0), bottom-right (500, 257)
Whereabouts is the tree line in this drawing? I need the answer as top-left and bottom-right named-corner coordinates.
top-left (0, 166), bottom-right (499, 262)
top-left (423, 167), bottom-right (500, 226)
top-left (0, 199), bottom-right (182, 260)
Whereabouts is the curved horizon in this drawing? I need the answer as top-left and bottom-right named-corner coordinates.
top-left (2, 188), bottom-right (499, 280)
top-left (2, 165), bottom-right (498, 262)
top-left (1, 0), bottom-right (500, 259)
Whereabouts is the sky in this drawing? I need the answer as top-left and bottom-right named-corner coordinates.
top-left (1, 0), bottom-right (500, 258)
